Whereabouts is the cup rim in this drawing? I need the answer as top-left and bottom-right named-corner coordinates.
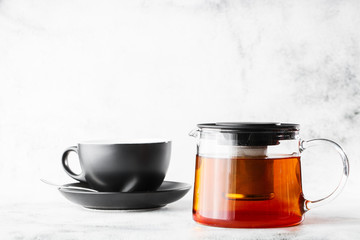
top-left (78, 139), bottom-right (171, 145)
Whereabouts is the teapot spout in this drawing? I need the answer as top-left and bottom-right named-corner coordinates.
top-left (189, 128), bottom-right (200, 138)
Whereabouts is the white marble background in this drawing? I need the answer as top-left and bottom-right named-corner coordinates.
top-left (0, 0), bottom-right (360, 238)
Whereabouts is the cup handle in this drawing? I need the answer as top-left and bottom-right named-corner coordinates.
top-left (61, 146), bottom-right (86, 182)
top-left (300, 138), bottom-right (350, 211)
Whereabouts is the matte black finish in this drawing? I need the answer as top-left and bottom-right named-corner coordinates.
top-left (197, 122), bottom-right (299, 146)
top-left (62, 141), bottom-right (171, 192)
top-left (59, 181), bottom-right (191, 210)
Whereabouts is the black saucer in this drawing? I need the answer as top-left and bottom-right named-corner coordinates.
top-left (59, 181), bottom-right (191, 210)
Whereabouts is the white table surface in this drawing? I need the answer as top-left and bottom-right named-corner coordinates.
top-left (2, 194), bottom-right (360, 240)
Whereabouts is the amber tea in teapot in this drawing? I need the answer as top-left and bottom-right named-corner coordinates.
top-left (190, 123), bottom-right (349, 228)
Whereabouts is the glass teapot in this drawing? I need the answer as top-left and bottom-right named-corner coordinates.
top-left (190, 122), bottom-right (349, 228)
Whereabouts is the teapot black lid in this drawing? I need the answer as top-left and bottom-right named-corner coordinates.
top-left (197, 122), bottom-right (299, 146)
top-left (197, 122), bottom-right (299, 131)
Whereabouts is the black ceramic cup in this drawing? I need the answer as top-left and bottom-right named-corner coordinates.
top-left (61, 139), bottom-right (171, 192)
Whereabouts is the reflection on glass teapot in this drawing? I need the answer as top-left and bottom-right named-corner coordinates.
top-left (190, 122), bottom-right (349, 228)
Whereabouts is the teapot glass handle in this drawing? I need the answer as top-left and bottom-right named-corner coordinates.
top-left (300, 139), bottom-right (350, 211)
